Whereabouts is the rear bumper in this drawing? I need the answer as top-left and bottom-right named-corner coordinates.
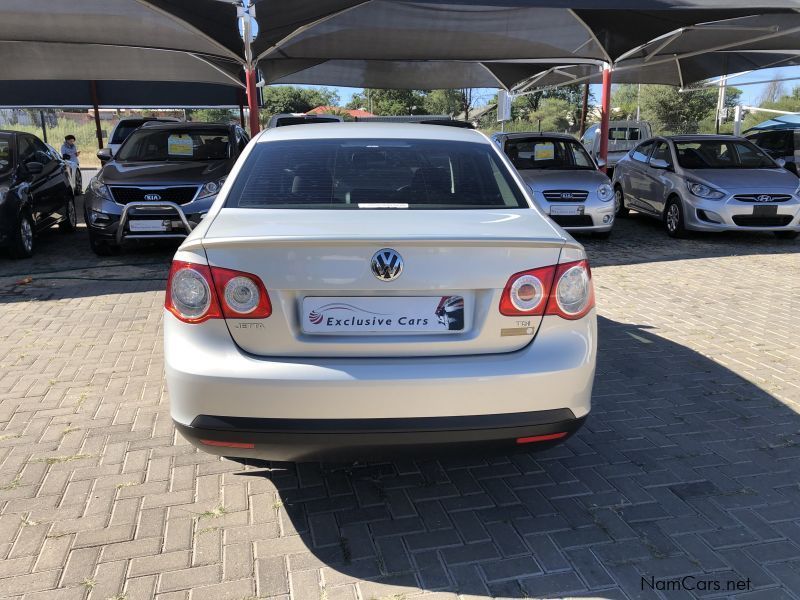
top-left (176, 410), bottom-right (586, 461)
top-left (165, 311), bottom-right (596, 460)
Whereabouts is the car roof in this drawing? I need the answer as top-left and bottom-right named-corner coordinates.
top-left (663, 134), bottom-right (745, 142)
top-left (256, 122), bottom-right (488, 144)
top-left (494, 132), bottom-right (577, 142)
top-left (138, 121), bottom-right (232, 130)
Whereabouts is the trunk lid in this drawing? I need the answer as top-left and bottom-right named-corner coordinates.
top-left (202, 208), bottom-right (566, 357)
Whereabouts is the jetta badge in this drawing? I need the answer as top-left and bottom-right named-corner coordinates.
top-left (756, 194), bottom-right (772, 203)
top-left (144, 193), bottom-right (162, 201)
top-left (371, 248), bottom-right (403, 281)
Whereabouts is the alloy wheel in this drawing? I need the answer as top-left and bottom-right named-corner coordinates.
top-left (666, 204), bottom-right (680, 233)
top-left (20, 217), bottom-right (33, 253)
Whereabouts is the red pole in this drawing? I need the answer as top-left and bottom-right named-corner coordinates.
top-left (599, 64), bottom-right (612, 174)
top-left (245, 67), bottom-right (260, 136)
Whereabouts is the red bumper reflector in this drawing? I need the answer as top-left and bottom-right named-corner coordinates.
top-left (200, 439), bottom-right (255, 449)
top-left (516, 432), bottom-right (568, 444)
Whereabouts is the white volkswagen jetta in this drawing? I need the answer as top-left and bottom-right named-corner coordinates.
top-left (164, 123), bottom-right (597, 462)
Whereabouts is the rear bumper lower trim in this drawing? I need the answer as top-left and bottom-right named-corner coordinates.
top-left (176, 409), bottom-right (586, 462)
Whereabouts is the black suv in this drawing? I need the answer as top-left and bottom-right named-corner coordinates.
top-left (0, 130), bottom-right (76, 258)
top-left (84, 122), bottom-right (249, 255)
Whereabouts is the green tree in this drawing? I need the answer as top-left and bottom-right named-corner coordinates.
top-left (188, 108), bottom-right (236, 123)
top-left (639, 85), bottom-right (741, 134)
top-left (346, 89), bottom-right (429, 115)
top-left (260, 86), bottom-right (340, 117)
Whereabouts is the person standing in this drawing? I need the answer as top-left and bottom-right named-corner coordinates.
top-left (60, 134), bottom-right (81, 193)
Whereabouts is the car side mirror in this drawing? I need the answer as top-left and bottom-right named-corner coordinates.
top-left (775, 158), bottom-right (787, 168)
top-left (650, 158), bottom-right (671, 170)
top-left (97, 148), bottom-right (113, 163)
top-left (25, 161), bottom-right (44, 175)
top-left (596, 157), bottom-right (607, 169)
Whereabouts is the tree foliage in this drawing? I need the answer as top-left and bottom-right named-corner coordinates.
top-left (261, 86), bottom-right (341, 117)
top-left (346, 89), bottom-right (429, 115)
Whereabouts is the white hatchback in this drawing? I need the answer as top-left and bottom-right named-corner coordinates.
top-left (164, 123), bottom-right (597, 462)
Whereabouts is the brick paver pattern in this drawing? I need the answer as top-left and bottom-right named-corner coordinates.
top-left (1, 213), bottom-right (799, 600)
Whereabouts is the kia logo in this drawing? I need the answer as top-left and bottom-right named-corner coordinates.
top-left (371, 249), bottom-right (403, 281)
top-left (560, 192), bottom-right (574, 200)
top-left (143, 193), bottom-right (162, 201)
top-left (756, 194), bottom-right (772, 203)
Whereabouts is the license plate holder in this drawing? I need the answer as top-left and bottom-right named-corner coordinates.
top-left (302, 296), bottom-right (465, 334)
top-left (550, 205), bottom-right (584, 216)
top-left (753, 205), bottom-right (778, 217)
top-left (129, 219), bottom-right (168, 232)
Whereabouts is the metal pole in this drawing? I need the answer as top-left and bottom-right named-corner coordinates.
top-left (636, 83), bottom-right (641, 121)
top-left (39, 110), bottom-right (47, 144)
top-left (716, 74), bottom-right (727, 135)
top-left (599, 64), bottom-right (612, 174)
top-left (89, 80), bottom-right (103, 149)
top-left (578, 83), bottom-right (589, 136)
top-left (240, 1), bottom-right (260, 135)
top-left (239, 90), bottom-right (246, 127)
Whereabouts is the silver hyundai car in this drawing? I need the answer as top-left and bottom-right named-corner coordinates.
top-left (613, 134), bottom-right (800, 239)
top-left (493, 132), bottom-right (615, 238)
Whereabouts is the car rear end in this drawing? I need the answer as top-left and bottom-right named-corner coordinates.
top-left (164, 125), bottom-right (597, 461)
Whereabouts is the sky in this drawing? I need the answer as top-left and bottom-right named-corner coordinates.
top-left (309, 65), bottom-right (800, 111)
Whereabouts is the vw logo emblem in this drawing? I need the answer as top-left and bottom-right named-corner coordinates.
top-left (560, 192), bottom-right (574, 200)
top-left (144, 193), bottom-right (162, 201)
top-left (756, 194), bottom-right (772, 203)
top-left (371, 248), bottom-right (403, 281)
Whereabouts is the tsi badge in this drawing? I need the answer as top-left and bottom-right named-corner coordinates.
top-left (371, 248), bottom-right (403, 281)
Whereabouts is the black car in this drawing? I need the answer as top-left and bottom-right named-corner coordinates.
top-left (746, 128), bottom-right (800, 175)
top-left (0, 130), bottom-right (77, 258)
top-left (84, 122), bottom-right (249, 255)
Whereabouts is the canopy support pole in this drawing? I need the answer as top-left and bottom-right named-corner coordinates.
top-left (579, 83), bottom-right (590, 136)
top-left (245, 66), bottom-right (260, 135)
top-left (599, 64), bottom-right (612, 173)
top-left (89, 80), bottom-right (103, 149)
top-left (239, 90), bottom-right (246, 127)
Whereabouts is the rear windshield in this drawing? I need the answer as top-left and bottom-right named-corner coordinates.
top-left (274, 116), bottom-right (341, 127)
top-left (116, 128), bottom-right (231, 162)
top-left (609, 127), bottom-right (641, 141)
top-left (675, 140), bottom-right (776, 169)
top-left (0, 134), bottom-right (11, 176)
top-left (225, 138), bottom-right (528, 210)
top-left (111, 120), bottom-right (150, 145)
top-left (503, 138), bottom-right (595, 171)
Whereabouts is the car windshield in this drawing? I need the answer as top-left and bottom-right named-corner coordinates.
top-left (225, 138), bottom-right (528, 210)
top-left (0, 134), bottom-right (11, 176)
top-left (674, 140), bottom-right (776, 169)
top-left (116, 128), bottom-right (230, 161)
top-left (503, 138), bottom-right (595, 171)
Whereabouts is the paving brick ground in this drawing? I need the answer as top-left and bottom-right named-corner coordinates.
top-left (1, 206), bottom-right (799, 600)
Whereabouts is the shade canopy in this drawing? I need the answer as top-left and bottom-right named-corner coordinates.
top-left (0, 81), bottom-right (245, 108)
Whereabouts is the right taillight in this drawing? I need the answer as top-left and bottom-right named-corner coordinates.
top-left (165, 260), bottom-right (271, 323)
top-left (499, 259), bottom-right (594, 320)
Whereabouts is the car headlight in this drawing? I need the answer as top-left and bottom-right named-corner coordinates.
top-left (687, 181), bottom-right (725, 200)
top-left (89, 178), bottom-right (112, 200)
top-left (197, 177), bottom-right (226, 200)
top-left (597, 183), bottom-right (613, 202)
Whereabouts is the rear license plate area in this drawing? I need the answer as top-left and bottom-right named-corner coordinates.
top-left (302, 296), bottom-right (465, 334)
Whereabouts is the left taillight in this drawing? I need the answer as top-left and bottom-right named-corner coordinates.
top-left (165, 260), bottom-right (271, 323)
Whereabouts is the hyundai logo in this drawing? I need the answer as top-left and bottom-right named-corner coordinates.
top-left (560, 192), bottom-right (574, 200)
top-left (371, 249), bottom-right (403, 281)
top-left (143, 193), bottom-right (162, 201)
top-left (756, 194), bottom-right (773, 203)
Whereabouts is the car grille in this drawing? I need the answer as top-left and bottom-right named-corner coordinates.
top-left (550, 215), bottom-right (594, 227)
top-left (734, 194), bottom-right (792, 203)
top-left (732, 215), bottom-right (794, 227)
top-left (110, 186), bottom-right (199, 205)
top-left (542, 190), bottom-right (590, 202)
